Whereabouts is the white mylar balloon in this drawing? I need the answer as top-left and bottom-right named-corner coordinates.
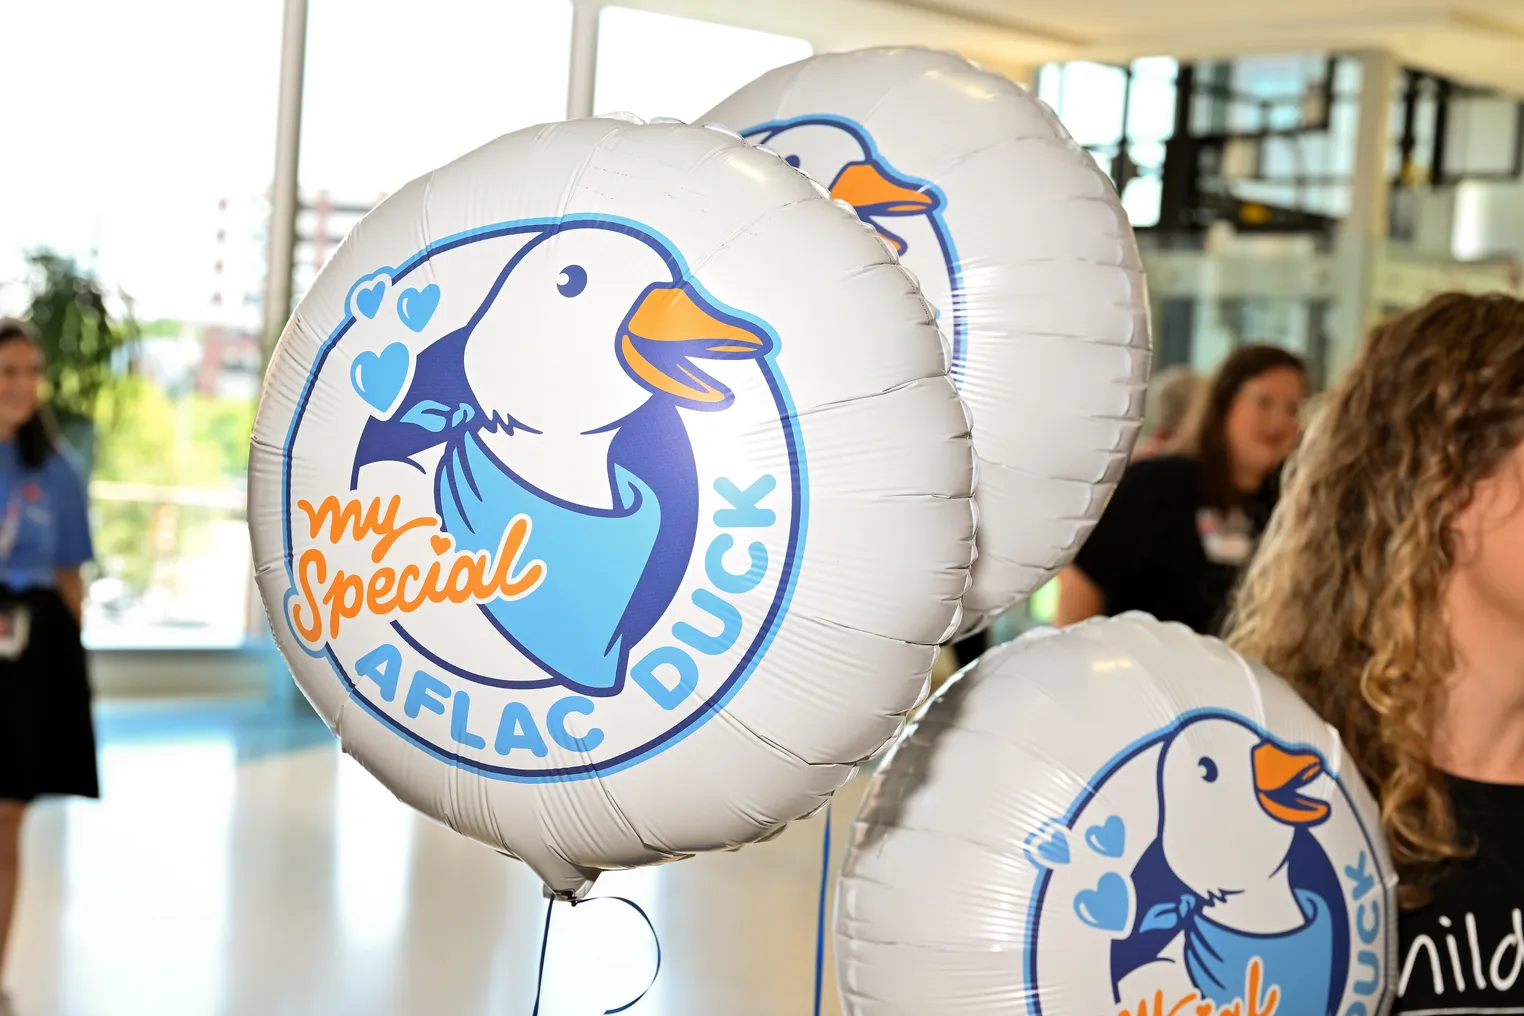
top-left (249, 116), bottom-right (975, 898)
top-left (837, 614), bottom-right (1398, 1016)
top-left (705, 47), bottom-right (1152, 634)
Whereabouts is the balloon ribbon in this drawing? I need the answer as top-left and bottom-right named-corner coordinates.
top-left (813, 801), bottom-right (833, 1016)
top-left (531, 894), bottom-right (662, 1015)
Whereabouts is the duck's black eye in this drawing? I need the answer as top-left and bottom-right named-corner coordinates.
top-left (557, 265), bottom-right (587, 298)
top-left (784, 154), bottom-right (801, 168)
top-left (1199, 757), bottom-right (1219, 783)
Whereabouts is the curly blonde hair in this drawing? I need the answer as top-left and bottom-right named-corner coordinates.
top-left (1227, 292), bottom-right (1524, 907)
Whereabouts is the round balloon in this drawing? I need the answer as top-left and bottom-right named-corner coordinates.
top-left (248, 116), bottom-right (975, 898)
top-left (705, 47), bottom-right (1152, 634)
top-left (836, 614), bottom-right (1397, 1015)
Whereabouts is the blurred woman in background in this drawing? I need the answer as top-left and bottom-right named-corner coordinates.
top-left (1228, 293), bottom-right (1524, 1009)
top-left (1053, 344), bottom-right (1305, 635)
top-left (0, 319), bottom-right (97, 1015)
top-left (1134, 365), bottom-right (1202, 460)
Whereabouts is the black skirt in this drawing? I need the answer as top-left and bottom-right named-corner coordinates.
top-left (0, 586), bottom-right (99, 802)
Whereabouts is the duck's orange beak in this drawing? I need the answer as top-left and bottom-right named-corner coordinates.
top-left (620, 284), bottom-right (770, 408)
top-left (829, 162), bottom-right (937, 215)
top-left (1253, 741), bottom-right (1331, 826)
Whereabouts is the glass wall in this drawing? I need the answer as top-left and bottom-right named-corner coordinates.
top-left (1, 0), bottom-right (820, 651)
top-left (1037, 58), bottom-right (1176, 227)
top-left (296, 0), bottom-right (573, 301)
top-left (1192, 54), bottom-right (1353, 221)
top-left (594, 7), bottom-right (811, 121)
top-left (20, 10), bottom-right (1514, 651)
top-left (1035, 52), bottom-right (1375, 390)
top-left (1, 0), bottom-right (579, 649)
top-left (2, 0), bottom-right (284, 647)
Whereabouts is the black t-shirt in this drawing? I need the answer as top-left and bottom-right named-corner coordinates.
top-left (1072, 455), bottom-right (1277, 635)
top-left (1396, 776), bottom-right (1524, 1011)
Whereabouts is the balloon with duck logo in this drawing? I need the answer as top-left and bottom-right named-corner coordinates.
top-left (835, 614), bottom-right (1398, 1015)
top-left (705, 47), bottom-right (1152, 634)
top-left (248, 115), bottom-right (975, 898)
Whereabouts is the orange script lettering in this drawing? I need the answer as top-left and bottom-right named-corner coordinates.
top-left (291, 495), bottom-right (546, 643)
top-left (1115, 959), bottom-right (1278, 1016)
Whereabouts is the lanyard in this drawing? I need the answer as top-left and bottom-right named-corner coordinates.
top-left (0, 474), bottom-right (26, 569)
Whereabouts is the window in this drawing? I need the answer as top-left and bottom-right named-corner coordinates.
top-left (1437, 90), bottom-right (1524, 181)
top-left (296, 0), bottom-right (574, 301)
top-left (1038, 58), bottom-right (1178, 227)
top-left (1176, 54), bottom-right (1361, 229)
top-left (2, 0), bottom-right (578, 649)
top-left (1, 0), bottom-right (285, 648)
top-left (593, 7), bottom-right (811, 122)
top-left (87, 333), bottom-right (260, 648)
top-left (1040, 62), bottom-right (1129, 148)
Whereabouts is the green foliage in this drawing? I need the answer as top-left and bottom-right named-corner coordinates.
top-left (91, 377), bottom-right (254, 596)
top-left (198, 396), bottom-right (258, 480)
top-left (137, 318), bottom-right (184, 339)
top-left (21, 249), bottom-right (138, 430)
top-left (93, 377), bottom-right (253, 486)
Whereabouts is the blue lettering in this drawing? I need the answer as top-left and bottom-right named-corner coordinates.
top-left (404, 669), bottom-right (450, 719)
top-left (450, 690), bottom-right (488, 750)
top-left (547, 696), bottom-right (605, 753)
top-left (1354, 949), bottom-right (1380, 995)
top-left (673, 589), bottom-right (742, 656)
top-left (704, 534), bottom-right (767, 594)
top-left (494, 701), bottom-right (548, 757)
top-left (713, 475), bottom-right (776, 528)
top-left (1344, 851), bottom-right (1376, 901)
top-left (632, 646), bottom-right (698, 710)
top-left (356, 643), bottom-right (402, 702)
top-left (1357, 900), bottom-right (1381, 945)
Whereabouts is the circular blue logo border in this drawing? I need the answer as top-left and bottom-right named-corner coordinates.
top-left (276, 213), bottom-right (809, 784)
top-left (1021, 708), bottom-right (1392, 1016)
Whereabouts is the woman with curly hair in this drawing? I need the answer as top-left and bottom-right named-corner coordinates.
top-left (1227, 292), bottom-right (1524, 1008)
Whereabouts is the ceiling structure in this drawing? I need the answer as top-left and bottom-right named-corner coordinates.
top-left (620, 0), bottom-right (1524, 94)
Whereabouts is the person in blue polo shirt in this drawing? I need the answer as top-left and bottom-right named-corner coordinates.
top-left (0, 318), bottom-right (96, 1015)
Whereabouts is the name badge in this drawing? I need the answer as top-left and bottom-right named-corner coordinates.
top-left (1197, 507), bottom-right (1254, 566)
top-left (0, 603), bottom-right (31, 660)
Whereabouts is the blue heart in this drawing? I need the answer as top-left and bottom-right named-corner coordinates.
top-left (351, 342), bottom-right (411, 412)
top-left (1035, 829), bottom-right (1070, 866)
top-left (355, 280), bottom-right (386, 319)
top-left (397, 284), bottom-right (440, 333)
top-left (1085, 815), bottom-right (1126, 859)
top-left (1074, 873), bottom-right (1130, 933)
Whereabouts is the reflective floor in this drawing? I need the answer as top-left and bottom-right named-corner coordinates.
top-left (9, 697), bottom-right (856, 1016)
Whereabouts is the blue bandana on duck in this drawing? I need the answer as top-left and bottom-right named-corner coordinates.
top-left (1138, 889), bottom-right (1334, 1010)
top-left (437, 429), bottom-right (661, 696)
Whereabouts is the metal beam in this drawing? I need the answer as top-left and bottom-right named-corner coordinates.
top-left (262, 0), bottom-right (309, 358)
top-left (567, 1), bottom-right (601, 120)
top-left (1330, 49), bottom-right (1397, 378)
top-left (253, 0), bottom-right (308, 650)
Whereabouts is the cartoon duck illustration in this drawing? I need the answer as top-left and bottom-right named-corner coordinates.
top-left (1112, 718), bottom-right (1349, 1015)
top-left (744, 116), bottom-right (959, 367)
top-left (744, 118), bottom-right (941, 257)
top-left (351, 222), bottom-right (773, 697)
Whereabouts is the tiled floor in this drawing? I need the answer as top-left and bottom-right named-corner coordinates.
top-left (9, 697), bottom-right (856, 1016)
